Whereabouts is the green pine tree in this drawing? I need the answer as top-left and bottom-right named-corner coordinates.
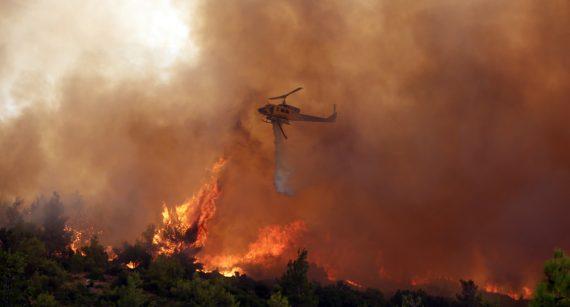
top-left (531, 249), bottom-right (570, 307)
top-left (279, 249), bottom-right (318, 307)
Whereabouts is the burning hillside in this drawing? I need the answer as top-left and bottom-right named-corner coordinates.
top-left (147, 157), bottom-right (308, 279)
top-left (59, 157), bottom-right (535, 299)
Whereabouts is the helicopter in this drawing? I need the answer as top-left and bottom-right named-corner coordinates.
top-left (257, 87), bottom-right (336, 139)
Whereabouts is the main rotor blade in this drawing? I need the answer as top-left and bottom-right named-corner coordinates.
top-left (268, 87), bottom-right (303, 100)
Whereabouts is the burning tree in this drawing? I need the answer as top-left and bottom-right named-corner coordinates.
top-left (456, 279), bottom-right (486, 307)
top-left (152, 158), bottom-right (226, 256)
top-left (35, 193), bottom-right (72, 257)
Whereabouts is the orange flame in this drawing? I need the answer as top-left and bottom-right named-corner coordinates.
top-left (105, 246), bottom-right (118, 261)
top-left (64, 224), bottom-right (103, 256)
top-left (126, 261), bottom-right (140, 269)
top-left (346, 279), bottom-right (364, 288)
top-left (201, 220), bottom-right (306, 274)
top-left (522, 286), bottom-right (533, 299)
top-left (65, 225), bottom-right (83, 253)
top-left (152, 158), bottom-right (226, 256)
top-left (406, 275), bottom-right (532, 300)
top-left (483, 283), bottom-right (532, 300)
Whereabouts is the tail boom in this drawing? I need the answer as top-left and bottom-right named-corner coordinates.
top-left (293, 105), bottom-right (337, 122)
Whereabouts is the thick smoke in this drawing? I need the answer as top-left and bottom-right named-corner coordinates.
top-left (1, 0), bottom-right (569, 294)
top-left (272, 122), bottom-right (294, 195)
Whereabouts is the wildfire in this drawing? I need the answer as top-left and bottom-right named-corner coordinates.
top-left (148, 158), bottom-right (306, 277)
top-left (65, 225), bottom-right (83, 253)
top-left (522, 287), bottom-right (533, 299)
top-left (126, 261), bottom-right (140, 269)
top-left (200, 220), bottom-right (307, 274)
top-left (105, 246), bottom-right (118, 261)
top-left (407, 275), bottom-right (532, 300)
top-left (326, 269), bottom-right (338, 281)
top-left (346, 279), bottom-right (364, 288)
top-left (58, 157), bottom-right (537, 304)
top-left (152, 158), bottom-right (226, 256)
top-left (64, 224), bottom-right (103, 256)
top-left (483, 283), bottom-right (532, 300)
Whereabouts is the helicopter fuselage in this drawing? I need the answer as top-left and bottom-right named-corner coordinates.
top-left (258, 87), bottom-right (336, 139)
top-left (258, 103), bottom-right (300, 123)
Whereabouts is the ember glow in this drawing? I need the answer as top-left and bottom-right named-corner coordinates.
top-left (483, 283), bottom-right (533, 300)
top-left (409, 275), bottom-right (533, 299)
top-left (105, 246), bottom-right (118, 262)
top-left (346, 279), bottom-right (364, 289)
top-left (126, 261), bottom-right (140, 270)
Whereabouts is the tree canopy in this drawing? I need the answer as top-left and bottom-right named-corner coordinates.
top-left (531, 249), bottom-right (570, 307)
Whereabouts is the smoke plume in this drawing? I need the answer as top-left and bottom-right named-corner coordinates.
top-left (1, 0), bottom-right (569, 296)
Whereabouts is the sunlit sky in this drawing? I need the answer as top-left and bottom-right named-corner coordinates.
top-left (0, 0), bottom-right (198, 120)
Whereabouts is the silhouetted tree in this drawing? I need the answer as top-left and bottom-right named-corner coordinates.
top-left (401, 293), bottom-right (423, 307)
top-left (362, 288), bottom-right (387, 306)
top-left (279, 249), bottom-right (318, 306)
top-left (117, 241), bottom-right (152, 269)
top-left (0, 224), bottom-right (40, 254)
top-left (268, 291), bottom-right (290, 307)
top-left (81, 236), bottom-right (108, 280)
top-left (531, 249), bottom-right (570, 306)
top-left (391, 289), bottom-right (452, 307)
top-left (171, 251), bottom-right (202, 277)
top-left (317, 281), bottom-right (372, 307)
top-left (115, 273), bottom-right (147, 307)
top-left (143, 255), bottom-right (185, 295)
top-left (170, 274), bottom-right (238, 306)
top-left (37, 193), bottom-right (71, 257)
top-left (222, 272), bottom-right (270, 306)
top-left (456, 279), bottom-right (487, 307)
top-left (0, 250), bottom-right (27, 305)
top-left (0, 198), bottom-right (24, 228)
top-left (140, 224), bottom-right (156, 252)
top-left (33, 292), bottom-right (58, 306)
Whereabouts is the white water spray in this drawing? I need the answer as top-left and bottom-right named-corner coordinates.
top-left (272, 122), bottom-right (294, 195)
